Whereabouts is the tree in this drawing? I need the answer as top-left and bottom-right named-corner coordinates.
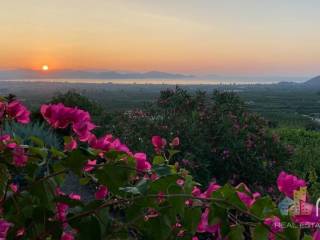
top-left (107, 88), bottom-right (290, 189)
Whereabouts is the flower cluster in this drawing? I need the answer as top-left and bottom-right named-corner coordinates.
top-left (41, 103), bottom-right (96, 141)
top-left (0, 134), bottom-right (28, 167)
top-left (277, 171), bottom-right (306, 198)
top-left (0, 100), bottom-right (30, 124)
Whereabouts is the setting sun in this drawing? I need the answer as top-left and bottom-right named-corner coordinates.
top-left (42, 65), bottom-right (49, 71)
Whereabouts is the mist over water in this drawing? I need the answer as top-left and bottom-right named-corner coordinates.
top-left (0, 77), bottom-right (306, 85)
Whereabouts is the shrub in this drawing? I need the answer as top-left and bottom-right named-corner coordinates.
top-left (4, 121), bottom-right (61, 149)
top-left (107, 88), bottom-right (290, 189)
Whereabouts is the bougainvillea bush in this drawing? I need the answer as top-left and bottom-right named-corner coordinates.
top-left (107, 88), bottom-right (290, 188)
top-left (0, 96), bottom-right (319, 239)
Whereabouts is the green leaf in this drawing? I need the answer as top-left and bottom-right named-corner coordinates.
top-left (303, 235), bottom-right (313, 240)
top-left (30, 181), bottom-right (54, 207)
top-left (119, 186), bottom-right (141, 195)
top-left (168, 149), bottom-right (180, 159)
top-left (61, 149), bottom-right (89, 175)
top-left (281, 224), bottom-right (300, 240)
top-left (250, 197), bottom-right (277, 218)
top-left (227, 225), bottom-right (245, 240)
top-left (96, 207), bottom-right (111, 238)
top-left (96, 162), bottom-right (134, 193)
top-left (69, 215), bottom-right (101, 240)
top-left (167, 184), bottom-right (185, 215)
top-left (183, 207), bottom-right (201, 234)
top-left (153, 156), bottom-right (165, 165)
top-left (0, 164), bottom-right (9, 198)
top-left (152, 165), bottom-right (172, 177)
top-left (212, 184), bottom-right (247, 211)
top-left (140, 215), bottom-right (172, 240)
top-left (149, 175), bottom-right (180, 194)
top-left (136, 178), bottom-right (150, 194)
top-left (29, 147), bottom-right (48, 159)
top-left (30, 136), bottom-right (45, 147)
top-left (252, 224), bottom-right (269, 240)
top-left (183, 175), bottom-right (194, 193)
top-left (51, 147), bottom-right (66, 159)
top-left (79, 177), bottom-right (91, 185)
top-left (209, 203), bottom-right (228, 225)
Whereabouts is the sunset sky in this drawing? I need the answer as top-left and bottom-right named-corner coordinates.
top-left (1, 0), bottom-right (320, 76)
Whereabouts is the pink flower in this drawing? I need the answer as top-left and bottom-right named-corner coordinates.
top-left (177, 230), bottom-right (185, 237)
top-left (170, 137), bottom-right (180, 147)
top-left (192, 237), bottom-right (199, 240)
top-left (88, 134), bottom-right (113, 151)
top-left (0, 134), bottom-right (17, 149)
top-left (83, 159), bottom-right (97, 172)
top-left (69, 193), bottom-right (81, 201)
top-left (277, 171), bottom-right (306, 198)
top-left (89, 135), bottom-right (132, 156)
top-left (0, 135), bottom-right (11, 143)
top-left (222, 149), bottom-right (230, 159)
top-left (191, 183), bottom-right (221, 199)
top-left (185, 199), bottom-right (193, 206)
top-left (236, 183), bottom-right (260, 208)
top-left (16, 228), bottom-right (25, 237)
top-left (56, 202), bottom-right (69, 223)
top-left (197, 208), bottom-right (221, 235)
top-left (110, 139), bottom-right (132, 155)
top-left (192, 186), bottom-right (202, 197)
top-left (134, 153), bottom-right (151, 172)
top-left (55, 187), bottom-right (66, 196)
top-left (237, 192), bottom-right (256, 208)
top-left (12, 146), bottom-right (28, 167)
top-left (41, 104), bottom-right (74, 129)
top-left (7, 100), bottom-right (30, 124)
top-left (0, 219), bottom-right (12, 239)
top-left (64, 137), bottom-right (77, 152)
top-left (0, 102), bottom-right (5, 120)
top-left (95, 185), bottom-right (108, 200)
top-left (264, 216), bottom-right (283, 240)
top-left (9, 183), bottom-right (18, 193)
top-left (313, 230), bottom-right (320, 240)
top-left (144, 208), bottom-right (159, 221)
top-left (41, 104), bottom-right (95, 141)
top-left (176, 179), bottom-right (185, 187)
top-left (72, 120), bottom-right (95, 142)
top-left (150, 172), bottom-right (159, 181)
top-left (152, 136), bottom-right (166, 152)
top-left (201, 183), bottom-right (221, 199)
top-left (157, 192), bottom-right (165, 204)
top-left (61, 232), bottom-right (74, 240)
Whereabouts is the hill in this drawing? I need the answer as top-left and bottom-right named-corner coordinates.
top-left (0, 69), bottom-right (194, 80)
top-left (304, 75), bottom-right (320, 86)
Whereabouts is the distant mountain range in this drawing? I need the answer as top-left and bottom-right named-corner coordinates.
top-left (304, 75), bottom-right (320, 86)
top-left (0, 69), bottom-right (194, 80)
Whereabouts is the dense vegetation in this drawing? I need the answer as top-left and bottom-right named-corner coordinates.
top-left (104, 88), bottom-right (290, 189)
top-left (2, 81), bottom-right (320, 130)
top-left (2, 83), bottom-right (320, 239)
top-left (1, 95), bottom-right (320, 239)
